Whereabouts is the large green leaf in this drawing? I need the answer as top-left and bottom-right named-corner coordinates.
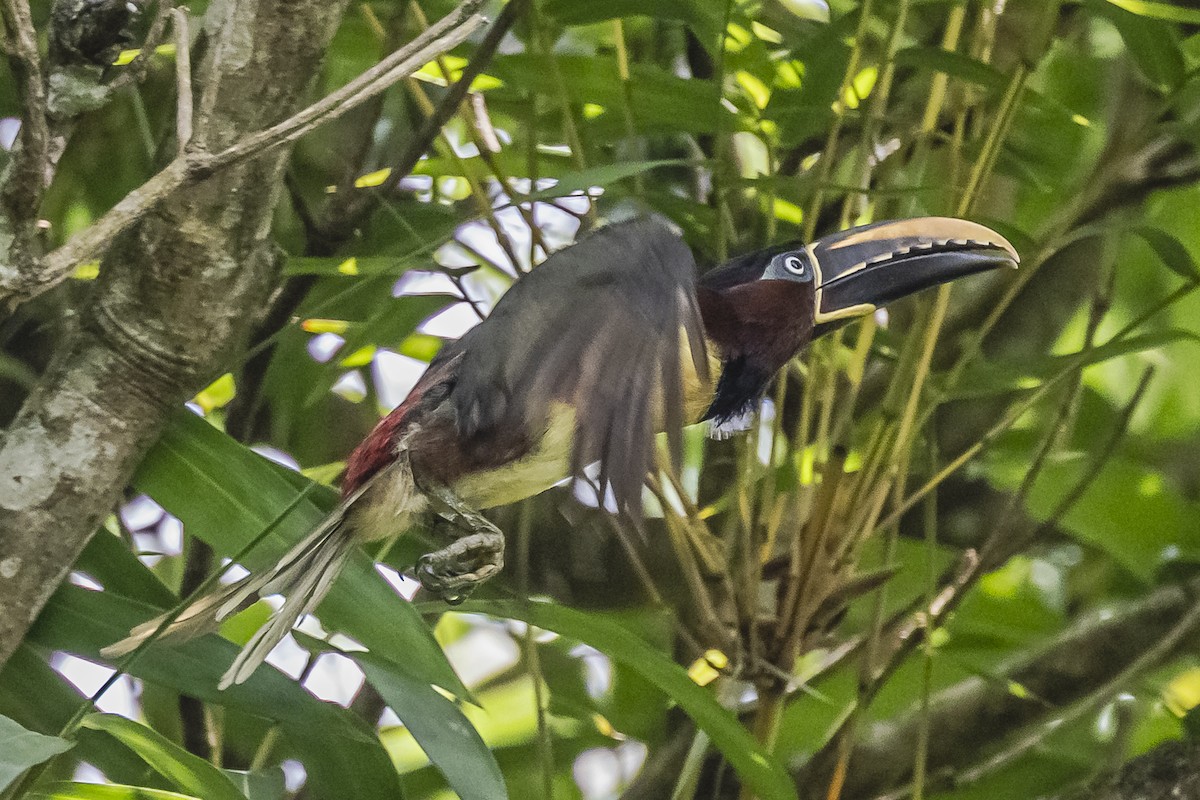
top-left (27, 585), bottom-right (402, 800)
top-left (299, 635), bottom-right (505, 800)
top-left (0, 713), bottom-right (73, 792)
top-left (73, 528), bottom-right (176, 607)
top-left (0, 646), bottom-right (158, 786)
top-left (222, 768), bottom-right (286, 800)
top-left (132, 409), bottom-right (470, 700)
top-left (81, 714), bottom-right (247, 800)
top-left (459, 600), bottom-right (799, 800)
top-left (987, 446), bottom-right (1200, 583)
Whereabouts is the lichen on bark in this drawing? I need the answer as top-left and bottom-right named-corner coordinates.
top-left (0, 0), bottom-right (352, 670)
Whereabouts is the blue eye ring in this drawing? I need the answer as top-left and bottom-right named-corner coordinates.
top-left (783, 254), bottom-right (806, 275)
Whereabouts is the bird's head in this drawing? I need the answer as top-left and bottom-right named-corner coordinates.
top-left (697, 216), bottom-right (1019, 423)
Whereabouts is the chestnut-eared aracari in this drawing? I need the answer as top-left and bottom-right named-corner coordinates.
top-left (106, 216), bottom-right (1018, 687)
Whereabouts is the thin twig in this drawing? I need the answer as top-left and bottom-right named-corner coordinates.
top-left (387, 0), bottom-right (524, 186)
top-left (879, 593), bottom-right (1200, 800)
top-left (1, 0), bottom-right (50, 215)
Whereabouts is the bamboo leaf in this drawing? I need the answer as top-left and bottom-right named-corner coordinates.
top-left (1088, 0), bottom-right (1186, 89)
top-left (1131, 226), bottom-right (1200, 282)
top-left (297, 634), bottom-right (505, 800)
top-left (1107, 0), bottom-right (1200, 23)
top-left (946, 330), bottom-right (1200, 400)
top-left (0, 713), bottom-right (73, 791)
top-left (132, 409), bottom-right (471, 701)
top-left (29, 585), bottom-right (402, 800)
top-left (30, 782), bottom-right (200, 800)
top-left (504, 159), bottom-right (691, 206)
top-left (81, 714), bottom-right (247, 800)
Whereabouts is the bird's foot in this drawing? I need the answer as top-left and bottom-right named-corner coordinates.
top-left (416, 529), bottom-right (504, 604)
top-left (414, 477), bottom-right (506, 603)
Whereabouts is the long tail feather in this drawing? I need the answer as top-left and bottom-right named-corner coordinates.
top-left (102, 506), bottom-right (354, 688)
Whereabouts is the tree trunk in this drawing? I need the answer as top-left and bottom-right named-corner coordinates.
top-left (0, 0), bottom-right (350, 669)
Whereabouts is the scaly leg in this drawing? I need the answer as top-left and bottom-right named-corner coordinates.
top-left (414, 478), bottom-right (505, 603)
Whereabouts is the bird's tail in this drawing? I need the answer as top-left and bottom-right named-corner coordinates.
top-left (102, 508), bottom-right (355, 690)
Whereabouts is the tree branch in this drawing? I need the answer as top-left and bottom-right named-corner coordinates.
top-left (0, 0), bottom-right (485, 307)
top-left (796, 578), bottom-right (1200, 799)
top-left (0, 0), bottom-right (356, 671)
top-left (0, 0), bottom-right (51, 244)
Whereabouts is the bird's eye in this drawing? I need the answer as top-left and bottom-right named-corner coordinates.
top-left (783, 255), bottom-right (807, 276)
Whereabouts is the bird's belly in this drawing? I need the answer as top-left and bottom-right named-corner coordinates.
top-left (351, 458), bottom-right (429, 542)
top-left (452, 404), bottom-right (576, 510)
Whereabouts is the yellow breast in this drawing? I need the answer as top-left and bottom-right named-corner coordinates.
top-left (453, 340), bottom-right (720, 510)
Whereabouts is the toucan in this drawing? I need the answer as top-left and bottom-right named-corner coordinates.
top-left (106, 216), bottom-right (1018, 687)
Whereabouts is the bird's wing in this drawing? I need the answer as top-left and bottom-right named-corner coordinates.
top-left (442, 218), bottom-right (708, 515)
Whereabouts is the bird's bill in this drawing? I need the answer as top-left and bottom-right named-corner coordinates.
top-left (807, 217), bottom-right (1019, 328)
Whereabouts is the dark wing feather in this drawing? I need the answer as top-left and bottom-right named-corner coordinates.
top-left (441, 218), bottom-right (707, 515)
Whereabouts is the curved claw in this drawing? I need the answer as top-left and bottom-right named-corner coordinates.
top-left (415, 534), bottom-right (504, 604)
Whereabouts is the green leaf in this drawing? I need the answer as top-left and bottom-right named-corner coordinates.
top-left (894, 47), bottom-right (1005, 90)
top-left (74, 529), bottom-right (176, 607)
top-left (303, 292), bottom-right (455, 406)
top-left (1184, 705), bottom-right (1200, 739)
top-left (0, 713), bottom-right (73, 791)
top-left (489, 56), bottom-right (730, 136)
top-left (0, 351), bottom-right (37, 389)
top-left (1088, 0), bottom-right (1186, 89)
top-left (29, 585), bottom-right (402, 800)
top-left (298, 634), bottom-right (505, 800)
top-left (133, 409), bottom-right (471, 701)
top-left (1107, 0), bottom-right (1200, 23)
top-left (81, 714), bottom-right (246, 800)
top-left (223, 768), bottom-right (286, 800)
top-left (945, 330), bottom-right (1200, 400)
top-left (504, 159), bottom-right (691, 206)
top-left (987, 448), bottom-right (1200, 583)
top-left (541, 0), bottom-right (724, 52)
top-left (1131, 226), bottom-right (1200, 282)
top-left (459, 600), bottom-right (799, 800)
top-left (30, 782), bottom-right (201, 800)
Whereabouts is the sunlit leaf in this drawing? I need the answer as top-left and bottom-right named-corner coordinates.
top-left (1107, 0), bottom-right (1200, 23)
